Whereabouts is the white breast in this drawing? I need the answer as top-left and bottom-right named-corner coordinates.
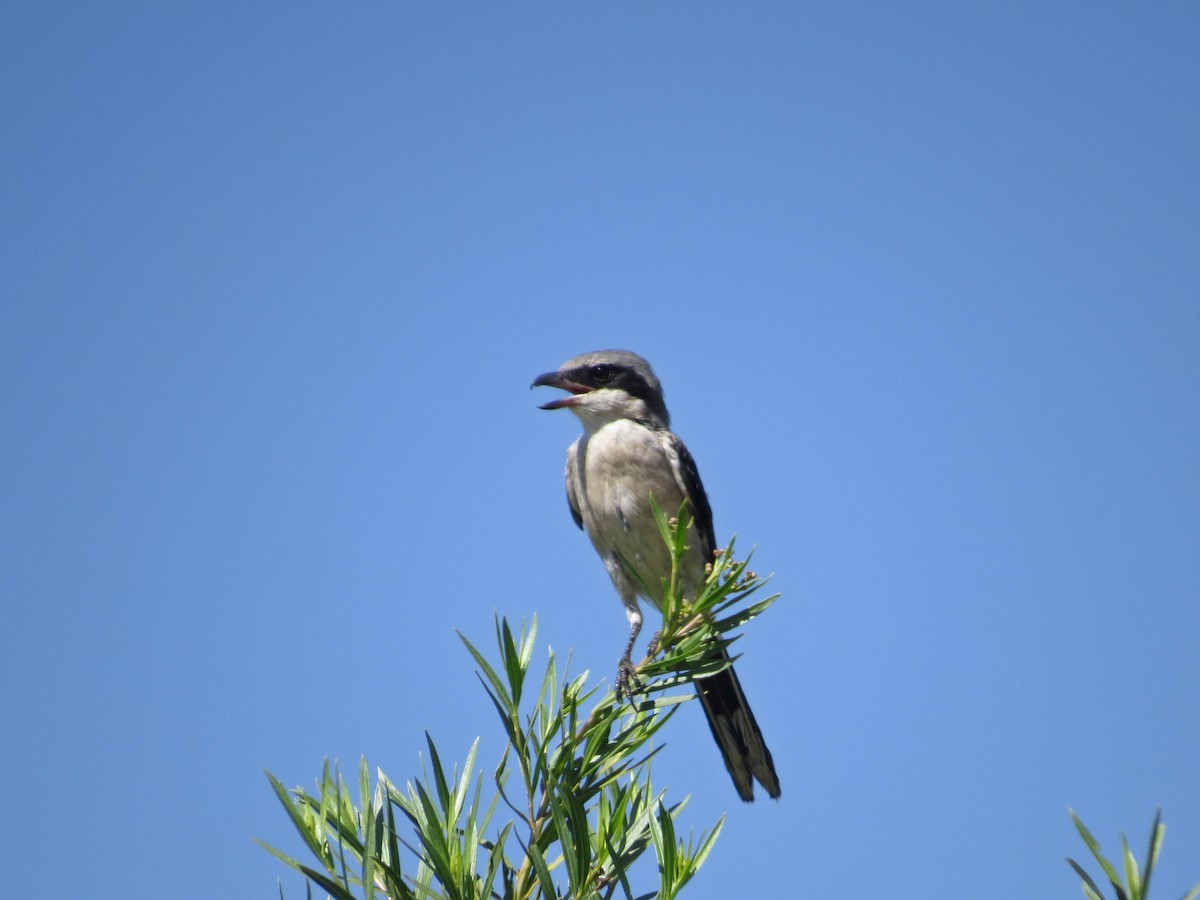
top-left (568, 419), bottom-right (702, 608)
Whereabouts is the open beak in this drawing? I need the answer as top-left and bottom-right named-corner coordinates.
top-left (531, 371), bottom-right (592, 410)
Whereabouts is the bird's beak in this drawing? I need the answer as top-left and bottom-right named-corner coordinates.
top-left (531, 371), bottom-right (592, 410)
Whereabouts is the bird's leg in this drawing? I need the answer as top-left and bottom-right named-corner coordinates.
top-left (616, 604), bottom-right (643, 699)
top-left (645, 630), bottom-right (663, 657)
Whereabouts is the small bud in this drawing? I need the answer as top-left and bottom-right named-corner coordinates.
top-left (746, 571), bottom-right (757, 580)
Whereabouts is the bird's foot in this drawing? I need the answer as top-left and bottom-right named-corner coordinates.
top-left (615, 653), bottom-right (641, 699)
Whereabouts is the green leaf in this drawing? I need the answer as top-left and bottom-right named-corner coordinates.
top-left (457, 626), bottom-right (513, 713)
top-left (292, 863), bottom-right (359, 900)
top-left (1071, 810), bottom-right (1130, 900)
top-left (1068, 858), bottom-right (1108, 900)
top-left (359, 758), bottom-right (377, 900)
top-left (424, 735), bottom-right (452, 822)
top-left (500, 616), bottom-right (524, 706)
top-left (647, 801), bottom-right (674, 899)
top-left (454, 739), bottom-right (479, 830)
top-left (527, 842), bottom-right (560, 899)
top-left (688, 814), bottom-right (725, 872)
top-left (648, 494), bottom-right (673, 551)
top-left (254, 837), bottom-right (306, 874)
top-left (1142, 807), bottom-right (1164, 900)
top-left (709, 592), bottom-right (780, 633)
top-left (1122, 834), bottom-right (1142, 900)
top-left (263, 770), bottom-right (333, 872)
top-left (519, 613), bottom-right (538, 673)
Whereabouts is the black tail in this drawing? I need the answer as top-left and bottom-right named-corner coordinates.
top-left (694, 653), bottom-right (781, 802)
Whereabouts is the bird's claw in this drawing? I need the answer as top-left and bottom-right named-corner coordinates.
top-left (615, 654), bottom-right (641, 699)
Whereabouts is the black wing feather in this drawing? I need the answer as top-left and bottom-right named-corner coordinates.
top-left (673, 438), bottom-right (716, 558)
top-left (567, 488), bottom-right (583, 530)
top-left (565, 449), bottom-right (584, 530)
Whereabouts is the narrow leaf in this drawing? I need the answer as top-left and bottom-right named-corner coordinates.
top-left (1122, 835), bottom-right (1141, 900)
top-left (1068, 858), bottom-right (1108, 900)
top-left (1142, 808), bottom-right (1164, 900)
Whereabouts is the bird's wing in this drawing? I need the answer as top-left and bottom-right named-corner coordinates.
top-left (565, 438), bottom-right (584, 531)
top-left (663, 433), bottom-right (716, 558)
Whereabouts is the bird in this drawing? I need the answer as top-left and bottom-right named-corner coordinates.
top-left (532, 349), bottom-right (780, 802)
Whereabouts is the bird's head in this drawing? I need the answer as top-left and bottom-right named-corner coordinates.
top-left (532, 350), bottom-right (670, 430)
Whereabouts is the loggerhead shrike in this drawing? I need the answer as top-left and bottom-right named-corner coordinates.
top-left (533, 350), bottom-right (780, 802)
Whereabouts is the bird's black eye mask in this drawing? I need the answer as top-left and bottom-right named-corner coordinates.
top-left (564, 363), bottom-right (669, 425)
top-left (568, 363), bottom-right (635, 392)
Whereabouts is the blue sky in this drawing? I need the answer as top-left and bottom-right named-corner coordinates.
top-left (2, 2), bottom-right (1198, 897)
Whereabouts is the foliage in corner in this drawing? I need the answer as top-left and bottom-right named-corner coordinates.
top-left (257, 503), bottom-right (779, 899)
top-left (1067, 808), bottom-right (1200, 900)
